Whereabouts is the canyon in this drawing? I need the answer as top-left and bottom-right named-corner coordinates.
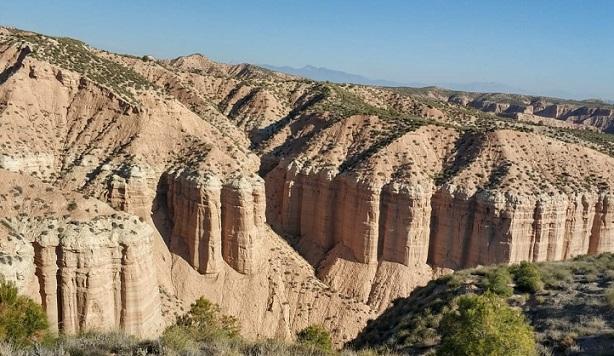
top-left (0, 27), bottom-right (613, 345)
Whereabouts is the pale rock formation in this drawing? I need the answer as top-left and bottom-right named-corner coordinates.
top-left (268, 168), bottom-right (436, 269)
top-left (24, 217), bottom-right (162, 337)
top-left (0, 154), bottom-right (56, 179)
top-left (165, 170), bottom-right (265, 274)
top-left (0, 171), bottom-right (163, 338)
top-left (166, 170), bottom-right (223, 274)
top-left (379, 183), bottom-right (432, 266)
top-left (2, 27), bottom-right (614, 346)
top-left (106, 165), bottom-right (157, 215)
top-left (220, 175), bottom-right (265, 274)
top-left (428, 188), bottom-right (614, 269)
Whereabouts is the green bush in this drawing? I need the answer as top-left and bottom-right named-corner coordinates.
top-left (0, 281), bottom-right (49, 346)
top-left (510, 262), bottom-right (543, 293)
top-left (162, 297), bottom-right (240, 352)
top-left (481, 267), bottom-right (513, 297)
top-left (296, 325), bottom-right (333, 352)
top-left (438, 292), bottom-right (537, 356)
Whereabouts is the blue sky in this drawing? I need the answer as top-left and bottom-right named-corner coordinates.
top-left (1, 0), bottom-right (613, 100)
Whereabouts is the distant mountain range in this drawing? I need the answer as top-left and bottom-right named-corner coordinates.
top-left (261, 64), bottom-right (611, 102)
top-left (261, 64), bottom-right (525, 94)
top-left (260, 64), bottom-right (410, 87)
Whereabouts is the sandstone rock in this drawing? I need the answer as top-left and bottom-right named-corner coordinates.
top-left (166, 170), bottom-right (223, 274)
top-left (165, 170), bottom-right (265, 275)
top-left (0, 171), bottom-right (163, 337)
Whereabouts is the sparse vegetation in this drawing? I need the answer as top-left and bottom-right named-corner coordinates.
top-left (163, 297), bottom-right (239, 348)
top-left (351, 253), bottom-right (614, 355)
top-left (297, 325), bottom-right (333, 352)
top-left (438, 292), bottom-right (537, 356)
top-left (4, 30), bottom-right (154, 105)
top-left (606, 287), bottom-right (614, 308)
top-left (481, 267), bottom-right (513, 297)
top-left (0, 294), bottom-right (348, 355)
top-left (66, 201), bottom-right (78, 211)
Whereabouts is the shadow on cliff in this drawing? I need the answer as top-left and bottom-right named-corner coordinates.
top-left (428, 130), bottom-right (487, 270)
top-left (251, 89), bottom-right (329, 176)
top-left (151, 173), bottom-right (191, 264)
top-left (0, 45), bottom-right (31, 85)
top-left (434, 129), bottom-right (486, 186)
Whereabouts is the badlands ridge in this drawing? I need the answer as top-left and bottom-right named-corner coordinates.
top-left (0, 27), bottom-right (613, 344)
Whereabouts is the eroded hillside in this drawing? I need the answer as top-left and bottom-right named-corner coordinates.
top-left (0, 26), bottom-right (613, 345)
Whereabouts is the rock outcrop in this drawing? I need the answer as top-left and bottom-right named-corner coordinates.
top-left (429, 188), bottom-right (614, 269)
top-left (165, 170), bottom-right (265, 274)
top-left (262, 120), bottom-right (614, 310)
top-left (408, 88), bottom-right (614, 133)
top-left (0, 171), bottom-right (163, 337)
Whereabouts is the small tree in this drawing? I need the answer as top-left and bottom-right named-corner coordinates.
top-left (163, 297), bottom-right (239, 349)
top-left (510, 261), bottom-right (543, 293)
top-left (438, 292), bottom-right (536, 356)
top-left (0, 281), bottom-right (49, 346)
top-left (296, 325), bottom-right (332, 351)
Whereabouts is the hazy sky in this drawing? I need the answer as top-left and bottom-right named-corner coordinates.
top-left (1, 0), bottom-right (613, 100)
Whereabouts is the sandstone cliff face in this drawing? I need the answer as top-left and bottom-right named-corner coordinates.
top-left (428, 189), bottom-right (614, 269)
top-left (0, 29), bottom-right (373, 345)
top-left (29, 219), bottom-right (161, 337)
top-left (263, 122), bottom-right (614, 310)
top-left (0, 171), bottom-right (163, 338)
top-left (268, 166), bottom-right (434, 269)
top-left (165, 170), bottom-right (265, 274)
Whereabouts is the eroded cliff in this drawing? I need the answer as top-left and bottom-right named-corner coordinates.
top-left (0, 170), bottom-right (163, 337)
top-left (1, 27), bottom-right (614, 346)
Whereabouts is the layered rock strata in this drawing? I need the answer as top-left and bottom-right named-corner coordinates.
top-left (429, 189), bottom-right (614, 269)
top-left (0, 215), bottom-right (163, 337)
top-left (265, 127), bottom-right (614, 290)
top-left (0, 171), bottom-right (163, 338)
top-left (267, 164), bottom-right (434, 269)
top-left (269, 165), bottom-right (614, 271)
top-left (165, 170), bottom-right (265, 274)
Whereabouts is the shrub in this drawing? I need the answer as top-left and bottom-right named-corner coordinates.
top-left (510, 262), bottom-right (543, 293)
top-left (481, 267), bottom-right (513, 297)
top-left (160, 326), bottom-right (198, 354)
top-left (0, 281), bottom-right (49, 346)
top-left (438, 292), bottom-right (537, 356)
top-left (162, 297), bottom-right (240, 352)
top-left (67, 201), bottom-right (78, 211)
top-left (296, 325), bottom-right (333, 352)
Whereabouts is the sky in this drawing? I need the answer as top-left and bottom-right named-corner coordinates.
top-left (1, 0), bottom-right (613, 100)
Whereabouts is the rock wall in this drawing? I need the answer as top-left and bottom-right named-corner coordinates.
top-left (267, 165), bottom-right (614, 272)
top-left (165, 170), bottom-right (264, 274)
top-left (0, 216), bottom-right (163, 338)
top-left (266, 164), bottom-right (435, 268)
top-left (429, 189), bottom-right (614, 269)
